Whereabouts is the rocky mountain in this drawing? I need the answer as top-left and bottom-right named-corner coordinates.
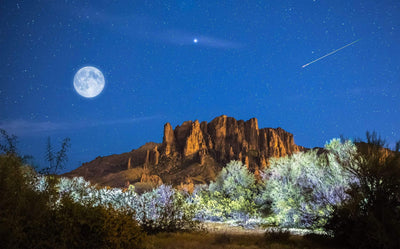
top-left (63, 115), bottom-right (304, 190)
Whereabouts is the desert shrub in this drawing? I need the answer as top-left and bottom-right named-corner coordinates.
top-left (0, 153), bottom-right (53, 248)
top-left (54, 177), bottom-right (200, 233)
top-left (0, 130), bottom-right (146, 249)
top-left (262, 139), bottom-right (358, 228)
top-left (195, 161), bottom-right (259, 222)
top-left (56, 176), bottom-right (139, 211)
top-left (0, 161), bottom-right (146, 249)
top-left (325, 133), bottom-right (400, 249)
top-left (54, 196), bottom-right (145, 249)
top-left (0, 129), bottom-right (53, 248)
top-left (102, 207), bottom-right (145, 249)
top-left (209, 160), bottom-right (258, 200)
top-left (137, 184), bottom-right (200, 233)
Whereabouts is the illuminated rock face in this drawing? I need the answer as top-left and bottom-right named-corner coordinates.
top-left (182, 120), bottom-right (207, 158)
top-left (160, 115), bottom-right (302, 171)
top-left (162, 123), bottom-right (175, 156)
top-left (64, 115), bottom-right (304, 187)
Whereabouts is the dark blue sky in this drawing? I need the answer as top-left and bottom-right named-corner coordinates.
top-left (1, 0), bottom-right (399, 172)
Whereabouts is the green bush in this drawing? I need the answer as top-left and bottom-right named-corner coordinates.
top-left (0, 155), bottom-right (147, 249)
top-left (55, 197), bottom-right (145, 249)
top-left (0, 154), bottom-right (53, 248)
top-left (0, 130), bottom-right (146, 249)
top-left (195, 161), bottom-right (259, 222)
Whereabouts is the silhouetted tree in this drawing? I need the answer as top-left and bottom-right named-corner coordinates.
top-left (0, 129), bottom-right (18, 155)
top-left (42, 136), bottom-right (70, 175)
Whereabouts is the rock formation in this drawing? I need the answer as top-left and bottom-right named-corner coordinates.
top-left (163, 123), bottom-right (175, 156)
top-left (63, 115), bottom-right (304, 187)
top-left (127, 157), bottom-right (132, 170)
top-left (159, 115), bottom-right (302, 173)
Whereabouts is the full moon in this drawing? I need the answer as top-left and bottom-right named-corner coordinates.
top-left (73, 66), bottom-right (105, 98)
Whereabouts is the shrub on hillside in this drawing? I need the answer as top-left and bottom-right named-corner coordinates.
top-left (0, 153), bottom-right (52, 248)
top-left (0, 130), bottom-right (146, 249)
top-left (0, 154), bottom-right (146, 249)
top-left (54, 196), bottom-right (145, 249)
top-left (56, 177), bottom-right (200, 233)
top-left (262, 139), bottom-right (358, 228)
top-left (137, 184), bottom-right (200, 233)
top-left (325, 133), bottom-right (400, 249)
top-left (195, 161), bottom-right (259, 222)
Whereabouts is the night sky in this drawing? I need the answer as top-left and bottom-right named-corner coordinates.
top-left (1, 0), bottom-right (399, 173)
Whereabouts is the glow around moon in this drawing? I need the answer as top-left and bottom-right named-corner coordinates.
top-left (73, 66), bottom-right (105, 98)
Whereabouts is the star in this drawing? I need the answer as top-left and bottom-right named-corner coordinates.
top-left (193, 38), bottom-right (198, 43)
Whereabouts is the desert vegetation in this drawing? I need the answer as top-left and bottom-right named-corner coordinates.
top-left (1, 129), bottom-right (399, 248)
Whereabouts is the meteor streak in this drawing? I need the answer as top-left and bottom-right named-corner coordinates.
top-left (302, 39), bottom-right (360, 68)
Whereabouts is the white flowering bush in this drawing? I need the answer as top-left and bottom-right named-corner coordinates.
top-left (36, 176), bottom-right (199, 233)
top-left (263, 139), bottom-right (359, 228)
top-left (136, 185), bottom-right (199, 233)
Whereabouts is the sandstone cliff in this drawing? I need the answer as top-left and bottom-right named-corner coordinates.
top-left (159, 115), bottom-right (302, 172)
top-left (64, 115), bottom-right (304, 188)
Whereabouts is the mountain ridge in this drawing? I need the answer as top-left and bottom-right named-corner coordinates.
top-left (63, 115), bottom-right (305, 190)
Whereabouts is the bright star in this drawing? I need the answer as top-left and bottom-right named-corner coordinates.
top-left (193, 38), bottom-right (198, 43)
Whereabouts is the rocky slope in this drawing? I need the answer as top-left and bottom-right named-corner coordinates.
top-left (64, 115), bottom-right (304, 189)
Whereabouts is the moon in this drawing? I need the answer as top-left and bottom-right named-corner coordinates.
top-left (73, 66), bottom-right (105, 98)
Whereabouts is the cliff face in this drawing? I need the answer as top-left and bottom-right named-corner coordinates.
top-left (64, 115), bottom-right (303, 187)
top-left (160, 115), bottom-right (301, 171)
